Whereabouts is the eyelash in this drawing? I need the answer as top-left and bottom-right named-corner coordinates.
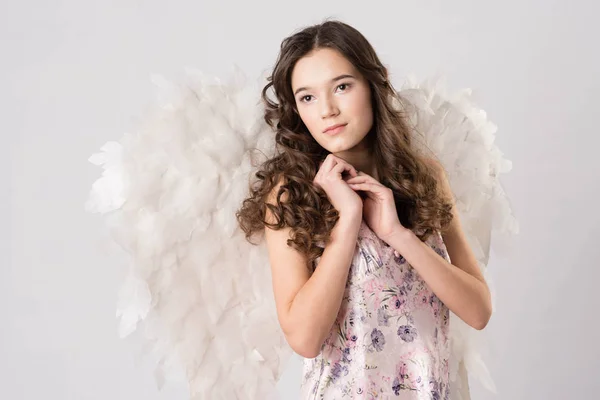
top-left (299, 83), bottom-right (352, 103)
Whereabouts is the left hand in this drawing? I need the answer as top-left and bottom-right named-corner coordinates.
top-left (346, 172), bottom-right (407, 242)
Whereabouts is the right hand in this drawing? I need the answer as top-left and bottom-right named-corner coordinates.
top-left (313, 154), bottom-right (363, 219)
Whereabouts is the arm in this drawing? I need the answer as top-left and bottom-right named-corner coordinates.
top-left (264, 181), bottom-right (362, 358)
top-left (383, 160), bottom-right (492, 330)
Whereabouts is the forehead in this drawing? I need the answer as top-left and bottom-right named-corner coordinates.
top-left (291, 48), bottom-right (358, 90)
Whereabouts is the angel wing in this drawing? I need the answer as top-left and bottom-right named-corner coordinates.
top-left (398, 74), bottom-right (519, 399)
top-left (86, 67), bottom-right (517, 399)
top-left (86, 66), bottom-right (292, 399)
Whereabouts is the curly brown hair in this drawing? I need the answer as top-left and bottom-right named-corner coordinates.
top-left (236, 19), bottom-right (453, 271)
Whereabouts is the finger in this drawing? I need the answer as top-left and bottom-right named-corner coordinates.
top-left (347, 182), bottom-right (380, 192)
top-left (315, 156), bottom-right (333, 184)
top-left (318, 154), bottom-right (358, 178)
top-left (331, 161), bottom-right (357, 178)
top-left (319, 154), bottom-right (336, 172)
top-left (345, 176), bottom-right (364, 183)
top-left (347, 182), bottom-right (387, 196)
top-left (353, 171), bottom-right (380, 183)
top-left (346, 175), bottom-right (382, 186)
top-left (347, 182), bottom-right (380, 200)
top-left (333, 156), bottom-right (358, 177)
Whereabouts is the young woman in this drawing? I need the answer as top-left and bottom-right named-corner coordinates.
top-left (237, 20), bottom-right (492, 399)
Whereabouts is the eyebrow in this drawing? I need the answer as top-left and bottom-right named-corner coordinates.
top-left (293, 74), bottom-right (356, 96)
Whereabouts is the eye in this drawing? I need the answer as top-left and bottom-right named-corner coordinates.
top-left (337, 82), bottom-right (351, 91)
top-left (298, 83), bottom-right (351, 103)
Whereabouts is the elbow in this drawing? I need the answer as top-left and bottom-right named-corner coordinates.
top-left (470, 282), bottom-right (492, 330)
top-left (292, 336), bottom-right (322, 359)
top-left (471, 316), bottom-right (490, 330)
top-left (286, 331), bottom-right (322, 359)
top-left (471, 304), bottom-right (492, 331)
top-left (294, 344), bottom-right (321, 359)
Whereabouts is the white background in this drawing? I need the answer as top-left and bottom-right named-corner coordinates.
top-left (3, 0), bottom-right (599, 399)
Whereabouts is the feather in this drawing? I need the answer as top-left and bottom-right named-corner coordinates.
top-left (86, 68), bottom-right (518, 399)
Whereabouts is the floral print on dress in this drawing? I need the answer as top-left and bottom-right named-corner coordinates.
top-left (300, 220), bottom-right (451, 399)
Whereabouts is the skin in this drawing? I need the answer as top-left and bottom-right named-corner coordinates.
top-left (291, 47), bottom-right (379, 180)
top-left (264, 47), bottom-right (491, 358)
top-left (291, 47), bottom-right (492, 330)
top-left (345, 164), bottom-right (492, 330)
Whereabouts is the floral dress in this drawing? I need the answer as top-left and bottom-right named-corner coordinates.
top-left (300, 220), bottom-right (451, 399)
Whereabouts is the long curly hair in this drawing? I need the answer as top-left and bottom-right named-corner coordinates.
top-left (236, 19), bottom-right (453, 271)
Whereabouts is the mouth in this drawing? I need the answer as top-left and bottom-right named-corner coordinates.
top-left (323, 123), bottom-right (347, 135)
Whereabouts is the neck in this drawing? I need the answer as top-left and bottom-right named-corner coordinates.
top-left (334, 148), bottom-right (379, 181)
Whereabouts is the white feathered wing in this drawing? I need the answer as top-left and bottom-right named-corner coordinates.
top-left (398, 74), bottom-right (519, 399)
top-left (86, 67), bottom-right (517, 399)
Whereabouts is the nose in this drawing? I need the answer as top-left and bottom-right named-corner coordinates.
top-left (320, 94), bottom-right (339, 119)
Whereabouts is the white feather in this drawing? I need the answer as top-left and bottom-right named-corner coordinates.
top-left (87, 68), bottom-right (518, 399)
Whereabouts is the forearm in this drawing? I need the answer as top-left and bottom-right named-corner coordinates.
top-left (287, 214), bottom-right (362, 356)
top-left (385, 229), bottom-right (492, 330)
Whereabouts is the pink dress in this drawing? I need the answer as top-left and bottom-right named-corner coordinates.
top-left (300, 220), bottom-right (451, 399)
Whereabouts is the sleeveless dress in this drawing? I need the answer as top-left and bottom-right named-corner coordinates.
top-left (300, 220), bottom-right (451, 400)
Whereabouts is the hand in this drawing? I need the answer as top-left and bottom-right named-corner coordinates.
top-left (346, 172), bottom-right (407, 241)
top-left (313, 154), bottom-right (363, 219)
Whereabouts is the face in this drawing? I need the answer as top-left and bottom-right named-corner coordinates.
top-left (290, 47), bottom-right (374, 154)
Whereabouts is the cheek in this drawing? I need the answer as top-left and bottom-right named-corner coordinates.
top-left (298, 108), bottom-right (320, 133)
top-left (348, 96), bottom-right (373, 129)
top-left (343, 88), bottom-right (372, 118)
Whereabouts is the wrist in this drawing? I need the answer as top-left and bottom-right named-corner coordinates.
top-left (334, 212), bottom-right (363, 236)
top-left (382, 225), bottom-right (414, 248)
top-left (338, 207), bottom-right (363, 225)
top-left (337, 214), bottom-right (362, 231)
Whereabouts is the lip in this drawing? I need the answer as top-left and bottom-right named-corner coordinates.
top-left (323, 123), bottom-right (347, 134)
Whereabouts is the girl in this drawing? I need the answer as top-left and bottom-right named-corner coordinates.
top-left (237, 20), bottom-right (491, 399)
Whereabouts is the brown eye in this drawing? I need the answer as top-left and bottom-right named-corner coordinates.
top-left (337, 83), bottom-right (351, 91)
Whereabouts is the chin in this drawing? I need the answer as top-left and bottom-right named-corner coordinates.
top-left (323, 137), bottom-right (366, 154)
top-left (321, 141), bottom-right (352, 154)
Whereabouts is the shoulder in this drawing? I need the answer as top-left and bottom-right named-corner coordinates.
top-left (421, 156), bottom-right (446, 177)
top-left (265, 173), bottom-right (289, 201)
top-left (421, 157), bottom-right (452, 197)
top-left (264, 174), bottom-right (289, 225)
